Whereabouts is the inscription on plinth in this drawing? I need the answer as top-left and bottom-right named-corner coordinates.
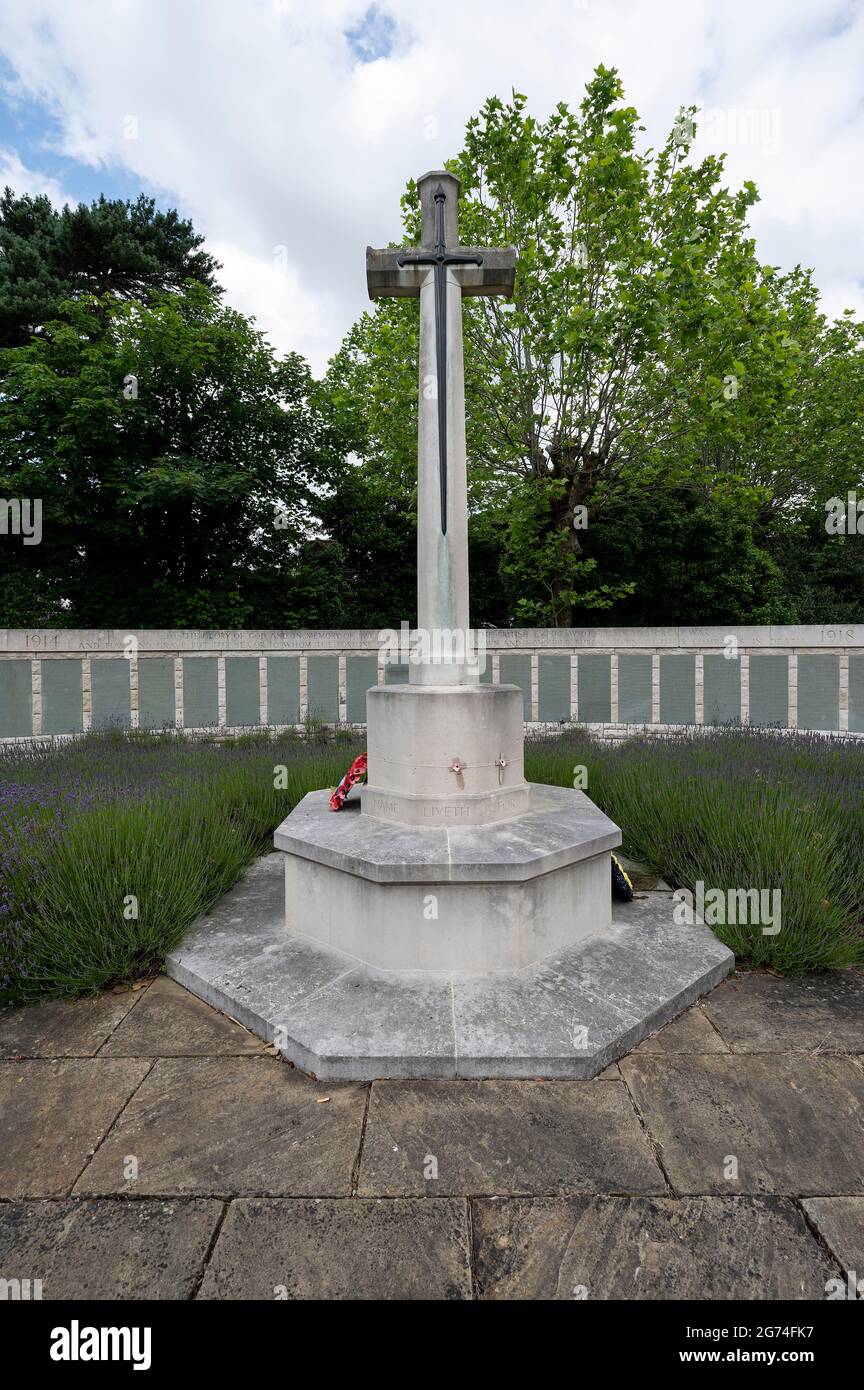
top-left (364, 790), bottom-right (529, 826)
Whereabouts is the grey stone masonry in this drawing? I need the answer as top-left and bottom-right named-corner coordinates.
top-left (166, 852), bottom-right (734, 1081)
top-left (275, 784), bottom-right (620, 884)
top-left (4, 624), bottom-right (864, 653)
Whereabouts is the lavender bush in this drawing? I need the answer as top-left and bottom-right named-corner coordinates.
top-left (525, 726), bottom-right (864, 972)
top-left (0, 728), bottom-right (364, 1002)
top-left (0, 725), bottom-right (860, 1002)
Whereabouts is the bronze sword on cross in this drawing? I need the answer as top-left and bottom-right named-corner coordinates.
top-left (394, 186), bottom-right (483, 534)
top-left (366, 173), bottom-right (516, 538)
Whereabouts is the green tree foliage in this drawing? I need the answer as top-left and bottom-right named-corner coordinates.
top-left (571, 486), bottom-right (789, 626)
top-left (0, 285), bottom-right (336, 627)
top-left (0, 190), bottom-right (221, 348)
top-left (327, 68), bottom-right (863, 626)
top-left (2, 75), bottom-right (863, 634)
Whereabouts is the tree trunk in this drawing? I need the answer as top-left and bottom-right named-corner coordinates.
top-left (546, 442), bottom-right (599, 626)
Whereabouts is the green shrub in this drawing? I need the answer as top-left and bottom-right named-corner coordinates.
top-left (525, 727), bottom-right (864, 973)
top-left (1, 725), bottom-right (861, 1000)
top-left (0, 729), bottom-right (364, 1002)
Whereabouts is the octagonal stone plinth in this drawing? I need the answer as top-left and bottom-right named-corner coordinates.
top-left (273, 783), bottom-right (620, 973)
top-left (165, 853), bottom-right (735, 1081)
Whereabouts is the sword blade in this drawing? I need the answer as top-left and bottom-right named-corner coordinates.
top-left (434, 259), bottom-right (447, 535)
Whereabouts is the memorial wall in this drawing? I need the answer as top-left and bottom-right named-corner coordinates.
top-left (1, 625), bottom-right (863, 741)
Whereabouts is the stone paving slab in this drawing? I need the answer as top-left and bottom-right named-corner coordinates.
top-left (357, 1078), bottom-right (666, 1196)
top-left (0, 1059), bottom-right (151, 1198)
top-left (101, 977), bottom-right (265, 1056)
top-left (450, 962), bottom-right (641, 1079)
top-left (471, 1196), bottom-right (837, 1300)
top-left (801, 1197), bottom-right (864, 1279)
top-left (0, 1199), bottom-right (222, 1299)
top-left (198, 1198), bottom-right (471, 1300)
top-left (620, 1054), bottom-right (864, 1195)
top-left (635, 1006), bottom-right (729, 1054)
top-left (2, 965), bottom-right (863, 1300)
top-left (566, 934), bottom-right (714, 1020)
top-left (0, 989), bottom-right (143, 1058)
top-left (165, 852), bottom-right (356, 1041)
top-left (169, 937), bottom-right (354, 1046)
top-left (603, 892), bottom-right (734, 974)
top-left (74, 1057), bottom-right (366, 1197)
top-left (703, 970), bottom-right (864, 1053)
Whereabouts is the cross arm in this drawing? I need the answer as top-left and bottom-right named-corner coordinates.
top-left (366, 247), bottom-right (424, 299)
top-left (456, 246), bottom-right (516, 299)
top-left (366, 245), bottom-right (517, 300)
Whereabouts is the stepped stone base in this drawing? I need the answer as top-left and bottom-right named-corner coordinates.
top-left (273, 783), bottom-right (620, 973)
top-left (165, 853), bottom-right (735, 1081)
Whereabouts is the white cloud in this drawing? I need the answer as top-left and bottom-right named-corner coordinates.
top-left (0, 0), bottom-right (861, 371)
top-left (0, 147), bottom-right (76, 207)
top-left (207, 239), bottom-right (343, 366)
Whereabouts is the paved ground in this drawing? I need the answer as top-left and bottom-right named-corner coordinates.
top-left (1, 969), bottom-right (863, 1299)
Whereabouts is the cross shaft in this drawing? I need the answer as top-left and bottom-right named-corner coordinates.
top-left (394, 188), bottom-right (483, 532)
top-left (365, 170), bottom-right (515, 678)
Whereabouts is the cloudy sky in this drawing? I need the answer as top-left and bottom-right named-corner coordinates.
top-left (0, 0), bottom-right (861, 373)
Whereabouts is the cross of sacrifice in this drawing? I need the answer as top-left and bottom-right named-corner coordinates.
top-left (366, 171), bottom-right (515, 682)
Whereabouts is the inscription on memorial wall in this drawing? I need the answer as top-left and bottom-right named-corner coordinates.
top-left (3, 627), bottom-right (864, 742)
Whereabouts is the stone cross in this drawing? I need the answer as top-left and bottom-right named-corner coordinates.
top-left (367, 170), bottom-right (515, 684)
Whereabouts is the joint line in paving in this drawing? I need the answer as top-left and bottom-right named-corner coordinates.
top-left (697, 1001), bottom-right (733, 1052)
top-left (617, 1068), bottom-right (676, 1196)
top-left (67, 1058), bottom-right (157, 1195)
top-left (92, 979), bottom-right (156, 1057)
top-left (190, 1198), bottom-right (231, 1301)
top-left (465, 1197), bottom-right (478, 1300)
top-left (350, 1085), bottom-right (373, 1196)
top-left (793, 1196), bottom-right (847, 1282)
